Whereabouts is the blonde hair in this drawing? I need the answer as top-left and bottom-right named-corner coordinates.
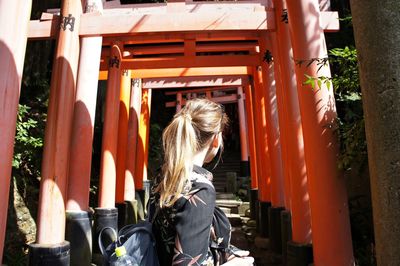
top-left (157, 98), bottom-right (228, 208)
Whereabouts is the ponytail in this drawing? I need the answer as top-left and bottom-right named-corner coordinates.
top-left (157, 98), bottom-right (228, 208)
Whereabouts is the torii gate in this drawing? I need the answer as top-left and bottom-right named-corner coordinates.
top-left (0, 0), bottom-right (355, 265)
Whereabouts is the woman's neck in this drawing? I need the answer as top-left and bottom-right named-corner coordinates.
top-left (192, 147), bottom-right (208, 167)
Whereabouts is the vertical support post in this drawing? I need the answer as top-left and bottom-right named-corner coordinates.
top-left (259, 33), bottom-right (285, 209)
top-left (116, 69), bottom-right (131, 228)
top-left (176, 92), bottom-right (182, 112)
top-left (125, 78), bottom-right (142, 201)
top-left (273, 0), bottom-right (313, 263)
top-left (98, 42), bottom-right (122, 208)
top-left (286, 0), bottom-right (354, 264)
top-left (92, 42), bottom-right (122, 264)
top-left (274, 0), bottom-right (312, 248)
top-left (65, 1), bottom-right (103, 265)
top-left (30, 1), bottom-right (82, 264)
top-left (237, 87), bottom-right (250, 177)
top-left (252, 67), bottom-right (272, 237)
top-left (135, 88), bottom-right (152, 220)
top-left (0, 0), bottom-right (32, 261)
top-left (124, 78), bottom-right (142, 224)
top-left (243, 84), bottom-right (259, 221)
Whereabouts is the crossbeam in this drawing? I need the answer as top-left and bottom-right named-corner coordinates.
top-left (142, 75), bottom-right (249, 89)
top-left (99, 66), bottom-right (252, 80)
top-left (99, 54), bottom-right (261, 70)
top-left (28, 3), bottom-right (339, 40)
top-left (166, 94), bottom-right (241, 107)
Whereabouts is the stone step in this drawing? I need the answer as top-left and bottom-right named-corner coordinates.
top-left (216, 192), bottom-right (236, 200)
top-left (226, 213), bottom-right (242, 226)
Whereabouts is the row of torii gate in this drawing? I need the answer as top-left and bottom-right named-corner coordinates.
top-left (0, 0), bottom-right (355, 265)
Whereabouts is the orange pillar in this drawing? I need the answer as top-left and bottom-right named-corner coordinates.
top-left (286, 0), bottom-right (354, 264)
top-left (252, 68), bottom-right (271, 203)
top-left (115, 69), bottom-right (131, 227)
top-left (237, 87), bottom-right (250, 176)
top-left (64, 2), bottom-right (103, 264)
top-left (116, 70), bottom-right (131, 204)
top-left (243, 85), bottom-right (258, 189)
top-left (259, 33), bottom-right (285, 208)
top-left (35, 0), bottom-right (82, 245)
top-left (135, 88), bottom-right (152, 191)
top-left (176, 92), bottom-right (182, 112)
top-left (273, 0), bottom-right (312, 245)
top-left (252, 67), bottom-right (272, 238)
top-left (124, 79), bottom-right (142, 202)
top-left (67, 1), bottom-right (103, 212)
top-left (243, 84), bottom-right (259, 221)
top-left (98, 42), bottom-right (122, 208)
top-left (0, 0), bottom-right (32, 260)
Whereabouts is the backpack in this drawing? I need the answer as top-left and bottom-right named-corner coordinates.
top-left (98, 219), bottom-right (160, 266)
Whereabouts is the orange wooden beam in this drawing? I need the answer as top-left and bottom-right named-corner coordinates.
top-left (243, 84), bottom-right (258, 189)
top-left (36, 0), bottom-right (82, 244)
top-left (99, 54), bottom-right (261, 70)
top-left (116, 70), bottom-right (131, 204)
top-left (252, 67), bottom-right (271, 202)
top-left (142, 75), bottom-right (249, 89)
top-left (135, 89), bottom-right (151, 190)
top-left (99, 66), bottom-right (252, 80)
top-left (0, 0), bottom-right (32, 259)
top-left (98, 42), bottom-right (123, 208)
top-left (287, 0), bottom-right (354, 263)
top-left (124, 79), bottom-right (142, 201)
top-left (28, 9), bottom-right (338, 39)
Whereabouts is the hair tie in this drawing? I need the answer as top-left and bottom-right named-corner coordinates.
top-left (182, 113), bottom-right (192, 122)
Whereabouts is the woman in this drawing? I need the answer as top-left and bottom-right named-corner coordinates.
top-left (149, 98), bottom-right (254, 266)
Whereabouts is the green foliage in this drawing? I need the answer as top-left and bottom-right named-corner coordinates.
top-left (13, 105), bottom-right (44, 170)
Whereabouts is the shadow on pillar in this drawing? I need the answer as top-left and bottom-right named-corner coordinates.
top-left (65, 210), bottom-right (93, 266)
top-left (249, 188), bottom-right (259, 221)
top-left (92, 207), bottom-right (118, 265)
top-left (116, 199), bottom-right (139, 228)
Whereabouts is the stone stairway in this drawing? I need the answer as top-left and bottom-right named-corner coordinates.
top-left (215, 193), bottom-right (284, 266)
top-left (205, 150), bottom-right (241, 193)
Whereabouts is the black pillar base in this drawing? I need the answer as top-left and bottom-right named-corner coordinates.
top-left (116, 202), bottom-right (128, 229)
top-left (249, 188), bottom-right (259, 220)
top-left (125, 199), bottom-right (138, 224)
top-left (281, 210), bottom-right (292, 265)
top-left (258, 201), bottom-right (271, 238)
top-left (65, 210), bottom-right (92, 266)
top-left (240, 160), bottom-right (250, 177)
top-left (28, 241), bottom-right (70, 266)
top-left (286, 241), bottom-right (313, 266)
top-left (92, 207), bottom-right (118, 265)
top-left (135, 189), bottom-right (145, 221)
top-left (269, 206), bottom-right (285, 254)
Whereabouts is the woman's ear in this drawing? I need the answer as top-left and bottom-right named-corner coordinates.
top-left (212, 132), bottom-right (222, 148)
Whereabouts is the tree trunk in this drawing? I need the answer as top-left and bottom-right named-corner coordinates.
top-left (350, 1), bottom-right (400, 265)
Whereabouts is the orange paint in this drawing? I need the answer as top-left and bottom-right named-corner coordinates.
top-left (99, 66), bottom-right (251, 80)
top-left (273, 0), bottom-right (312, 244)
top-left (67, 36), bottom-right (103, 211)
top-left (286, 0), bottom-right (354, 264)
top-left (124, 79), bottom-right (142, 201)
top-left (258, 33), bottom-right (285, 208)
top-left (243, 84), bottom-right (258, 189)
top-left (36, 0), bottom-right (82, 245)
top-left (135, 89), bottom-right (152, 190)
top-left (98, 42), bottom-right (122, 208)
top-left (0, 0), bottom-right (32, 259)
top-left (116, 70), bottom-right (131, 203)
top-left (252, 68), bottom-right (271, 202)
